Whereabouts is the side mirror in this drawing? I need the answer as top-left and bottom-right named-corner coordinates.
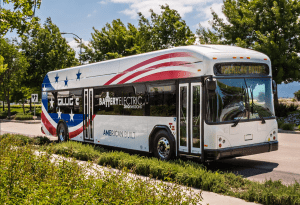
top-left (206, 80), bottom-right (216, 91)
top-left (272, 80), bottom-right (277, 94)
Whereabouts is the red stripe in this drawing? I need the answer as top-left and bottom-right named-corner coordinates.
top-left (41, 112), bottom-right (56, 136)
top-left (69, 114), bottom-right (96, 139)
top-left (104, 52), bottom-right (192, 85)
top-left (133, 71), bottom-right (193, 83)
top-left (117, 61), bottom-right (193, 84)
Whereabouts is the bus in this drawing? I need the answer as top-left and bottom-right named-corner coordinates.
top-left (41, 45), bottom-right (278, 161)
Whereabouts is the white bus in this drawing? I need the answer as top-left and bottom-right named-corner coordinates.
top-left (41, 45), bottom-right (278, 161)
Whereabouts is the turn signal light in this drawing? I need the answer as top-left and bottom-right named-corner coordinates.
top-left (247, 57), bottom-right (250, 59)
top-left (240, 57), bottom-right (244, 59)
top-left (213, 57), bottom-right (217, 60)
top-left (233, 57), bottom-right (237, 59)
top-left (273, 136), bottom-right (276, 140)
top-left (264, 58), bottom-right (268, 60)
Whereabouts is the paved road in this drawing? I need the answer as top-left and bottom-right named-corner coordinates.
top-left (206, 132), bottom-right (300, 185)
top-left (1, 121), bottom-right (299, 185)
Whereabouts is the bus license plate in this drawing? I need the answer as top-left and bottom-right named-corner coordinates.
top-left (244, 134), bottom-right (253, 141)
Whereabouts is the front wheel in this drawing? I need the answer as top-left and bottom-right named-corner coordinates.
top-left (57, 123), bottom-right (68, 142)
top-left (153, 130), bottom-right (175, 161)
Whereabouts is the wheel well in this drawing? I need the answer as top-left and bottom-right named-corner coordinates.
top-left (149, 126), bottom-right (174, 153)
top-left (57, 120), bottom-right (69, 138)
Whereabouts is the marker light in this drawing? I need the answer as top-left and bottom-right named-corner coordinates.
top-left (273, 136), bottom-right (276, 140)
top-left (240, 57), bottom-right (244, 59)
top-left (247, 57), bottom-right (250, 59)
top-left (198, 69), bottom-right (201, 72)
top-left (219, 144), bottom-right (222, 148)
top-left (233, 57), bottom-right (237, 59)
top-left (264, 58), bottom-right (268, 60)
top-left (213, 57), bottom-right (217, 60)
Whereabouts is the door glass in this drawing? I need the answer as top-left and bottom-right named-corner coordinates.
top-left (89, 89), bottom-right (93, 139)
top-left (84, 90), bottom-right (88, 139)
top-left (192, 85), bottom-right (201, 148)
top-left (180, 86), bottom-right (187, 147)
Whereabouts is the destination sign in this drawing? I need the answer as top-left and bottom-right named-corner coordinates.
top-left (214, 63), bottom-right (269, 75)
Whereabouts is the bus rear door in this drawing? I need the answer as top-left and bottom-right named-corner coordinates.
top-left (84, 88), bottom-right (94, 141)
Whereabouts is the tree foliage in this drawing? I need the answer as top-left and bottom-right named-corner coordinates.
top-left (81, 19), bottom-right (138, 62)
top-left (20, 17), bottom-right (79, 89)
top-left (197, 0), bottom-right (300, 85)
top-left (81, 5), bottom-right (195, 63)
top-left (0, 38), bottom-right (29, 117)
top-left (0, 0), bottom-right (41, 37)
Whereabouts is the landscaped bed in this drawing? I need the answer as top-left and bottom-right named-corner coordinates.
top-left (1, 134), bottom-right (299, 205)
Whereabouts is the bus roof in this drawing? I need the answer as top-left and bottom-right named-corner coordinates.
top-left (43, 45), bottom-right (271, 91)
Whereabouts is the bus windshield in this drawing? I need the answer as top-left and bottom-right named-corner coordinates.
top-left (206, 77), bottom-right (275, 123)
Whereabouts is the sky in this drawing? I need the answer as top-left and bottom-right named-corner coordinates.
top-left (3, 0), bottom-right (299, 98)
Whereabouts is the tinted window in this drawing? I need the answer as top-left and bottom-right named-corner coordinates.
top-left (57, 90), bottom-right (83, 114)
top-left (148, 83), bottom-right (176, 117)
top-left (94, 85), bottom-right (146, 116)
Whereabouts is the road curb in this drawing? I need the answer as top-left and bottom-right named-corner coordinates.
top-left (278, 129), bottom-right (300, 134)
top-left (0, 119), bottom-right (41, 124)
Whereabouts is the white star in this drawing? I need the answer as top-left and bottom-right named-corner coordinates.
top-left (42, 85), bottom-right (47, 91)
top-left (50, 97), bottom-right (54, 108)
top-left (57, 108), bottom-right (62, 119)
top-left (69, 109), bottom-right (74, 122)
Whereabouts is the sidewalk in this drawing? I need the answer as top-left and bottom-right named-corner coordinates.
top-left (0, 119), bottom-right (41, 124)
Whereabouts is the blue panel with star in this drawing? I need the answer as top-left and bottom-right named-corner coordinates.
top-left (49, 113), bottom-right (83, 127)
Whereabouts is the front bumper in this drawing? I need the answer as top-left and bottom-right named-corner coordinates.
top-left (205, 141), bottom-right (278, 160)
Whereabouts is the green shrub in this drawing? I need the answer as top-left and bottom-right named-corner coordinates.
top-left (298, 124), bottom-right (300, 130)
top-left (277, 120), bottom-right (284, 129)
top-left (0, 133), bottom-right (50, 145)
top-left (294, 90), bottom-right (300, 101)
top-left (14, 113), bottom-right (33, 120)
top-left (275, 103), bottom-right (299, 117)
top-left (0, 135), bottom-right (201, 204)
top-left (281, 123), bottom-right (295, 131)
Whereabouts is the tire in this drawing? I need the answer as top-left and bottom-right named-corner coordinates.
top-left (153, 130), bottom-right (175, 161)
top-left (57, 122), bottom-right (68, 142)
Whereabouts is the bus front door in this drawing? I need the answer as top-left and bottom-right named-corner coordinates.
top-left (84, 88), bottom-right (94, 141)
top-left (178, 83), bottom-right (202, 155)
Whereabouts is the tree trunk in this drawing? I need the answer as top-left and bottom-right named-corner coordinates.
top-left (22, 99), bottom-right (25, 114)
top-left (6, 88), bottom-right (10, 119)
top-left (2, 101), bottom-right (4, 111)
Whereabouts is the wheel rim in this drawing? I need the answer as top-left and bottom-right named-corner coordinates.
top-left (157, 137), bottom-right (170, 159)
top-left (59, 127), bottom-right (65, 141)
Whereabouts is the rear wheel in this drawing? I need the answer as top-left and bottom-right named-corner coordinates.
top-left (153, 130), bottom-right (174, 161)
top-left (57, 123), bottom-right (68, 142)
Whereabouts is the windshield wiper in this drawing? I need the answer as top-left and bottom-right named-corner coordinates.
top-left (231, 109), bottom-right (246, 127)
top-left (259, 115), bottom-right (266, 124)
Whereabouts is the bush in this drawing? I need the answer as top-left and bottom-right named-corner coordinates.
top-left (0, 133), bottom-right (51, 145)
top-left (277, 120), bottom-right (284, 129)
top-left (14, 113), bottom-right (33, 120)
top-left (0, 135), bottom-right (201, 204)
top-left (294, 90), bottom-right (300, 101)
top-left (281, 123), bottom-right (295, 131)
top-left (275, 103), bottom-right (299, 117)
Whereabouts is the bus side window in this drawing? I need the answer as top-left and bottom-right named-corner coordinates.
top-left (70, 90), bottom-right (83, 114)
top-left (148, 83), bottom-right (176, 117)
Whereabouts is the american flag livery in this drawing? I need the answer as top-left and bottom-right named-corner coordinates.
top-left (41, 48), bottom-right (202, 138)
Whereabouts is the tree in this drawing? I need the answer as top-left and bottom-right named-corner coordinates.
top-left (137, 5), bottom-right (195, 53)
top-left (20, 17), bottom-right (79, 89)
top-left (82, 5), bottom-right (195, 63)
top-left (81, 19), bottom-right (138, 63)
top-left (0, 38), bottom-right (29, 118)
top-left (197, 0), bottom-right (300, 105)
top-left (0, 0), bottom-right (41, 37)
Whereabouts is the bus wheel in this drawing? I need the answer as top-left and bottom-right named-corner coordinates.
top-left (57, 123), bottom-right (68, 142)
top-left (153, 130), bottom-right (174, 161)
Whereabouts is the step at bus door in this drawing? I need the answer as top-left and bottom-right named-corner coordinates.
top-left (178, 83), bottom-right (202, 154)
top-left (84, 88), bottom-right (94, 141)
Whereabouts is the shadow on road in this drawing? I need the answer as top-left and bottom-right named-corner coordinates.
top-left (206, 158), bottom-right (279, 178)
